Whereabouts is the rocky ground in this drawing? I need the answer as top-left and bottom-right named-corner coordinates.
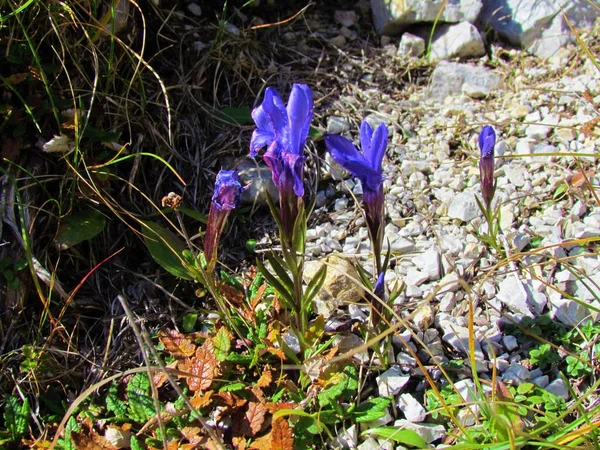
top-left (250, 13), bottom-right (600, 446)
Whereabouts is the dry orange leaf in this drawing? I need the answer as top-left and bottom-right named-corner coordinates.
top-left (271, 418), bottom-right (293, 450)
top-left (232, 436), bottom-right (247, 450)
top-left (256, 370), bottom-right (272, 388)
top-left (570, 170), bottom-right (595, 189)
top-left (188, 339), bottom-right (217, 391)
top-left (71, 431), bottom-right (118, 450)
top-left (190, 390), bottom-right (214, 409)
top-left (158, 329), bottom-right (196, 359)
top-left (246, 402), bottom-right (267, 436)
top-left (248, 433), bottom-right (272, 450)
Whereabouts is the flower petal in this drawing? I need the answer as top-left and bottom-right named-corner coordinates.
top-left (326, 134), bottom-right (381, 184)
top-left (250, 129), bottom-right (274, 157)
top-left (282, 150), bottom-right (305, 197)
top-left (250, 88), bottom-right (288, 156)
top-left (286, 84), bottom-right (314, 155)
top-left (366, 123), bottom-right (388, 171)
top-left (360, 120), bottom-right (373, 161)
top-left (478, 125), bottom-right (496, 159)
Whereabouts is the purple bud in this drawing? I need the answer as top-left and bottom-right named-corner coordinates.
top-left (479, 125), bottom-right (496, 159)
top-left (478, 126), bottom-right (496, 210)
top-left (211, 170), bottom-right (242, 212)
top-left (205, 170), bottom-right (242, 271)
top-left (369, 272), bottom-right (386, 325)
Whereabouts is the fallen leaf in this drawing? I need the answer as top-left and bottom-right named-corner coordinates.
top-left (42, 134), bottom-right (73, 153)
top-left (71, 431), bottom-right (118, 449)
top-left (190, 390), bottom-right (213, 409)
top-left (271, 418), bottom-right (293, 450)
top-left (256, 370), bottom-right (272, 388)
top-left (246, 402), bottom-right (267, 436)
top-left (188, 339), bottom-right (217, 391)
top-left (570, 170), bottom-right (595, 189)
top-left (5, 73), bottom-right (28, 84)
top-left (180, 426), bottom-right (203, 445)
top-left (232, 436), bottom-right (247, 450)
top-left (104, 426), bottom-right (132, 449)
top-left (248, 433), bottom-right (272, 450)
top-left (158, 329), bottom-right (196, 359)
top-left (580, 117), bottom-right (600, 136)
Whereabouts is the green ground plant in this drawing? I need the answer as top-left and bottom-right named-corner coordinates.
top-left (2, 0), bottom-right (600, 449)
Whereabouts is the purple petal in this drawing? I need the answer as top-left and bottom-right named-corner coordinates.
top-left (250, 129), bottom-right (274, 157)
top-left (212, 170), bottom-right (242, 211)
top-left (360, 120), bottom-right (373, 160)
top-left (250, 88), bottom-right (288, 156)
top-left (366, 123), bottom-right (387, 171)
top-left (326, 135), bottom-right (381, 187)
top-left (479, 125), bottom-right (496, 159)
top-left (282, 150), bottom-right (305, 197)
top-left (286, 84), bottom-right (314, 155)
top-left (263, 144), bottom-right (284, 189)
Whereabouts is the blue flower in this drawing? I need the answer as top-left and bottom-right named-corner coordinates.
top-left (205, 170), bottom-right (242, 271)
top-left (325, 120), bottom-right (388, 273)
top-left (325, 120), bottom-right (387, 195)
top-left (478, 126), bottom-right (496, 209)
top-left (250, 84), bottom-right (313, 198)
top-left (211, 170), bottom-right (243, 211)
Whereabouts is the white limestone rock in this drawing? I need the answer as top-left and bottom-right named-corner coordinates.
top-left (429, 22), bottom-right (485, 61)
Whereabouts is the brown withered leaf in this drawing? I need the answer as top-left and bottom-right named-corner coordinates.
top-left (248, 433), bottom-right (272, 450)
top-left (570, 170), bottom-right (595, 189)
top-left (188, 339), bottom-right (217, 391)
top-left (190, 390), bottom-right (214, 409)
top-left (232, 436), bottom-right (247, 450)
top-left (251, 283), bottom-right (267, 311)
top-left (271, 418), bottom-right (293, 450)
top-left (246, 402), bottom-right (267, 436)
top-left (152, 360), bottom-right (178, 388)
top-left (158, 329), bottom-right (196, 359)
top-left (71, 431), bottom-right (117, 449)
top-left (580, 117), bottom-right (600, 136)
top-left (256, 370), bottom-right (272, 388)
top-left (219, 282), bottom-right (245, 307)
top-left (180, 426), bottom-right (203, 445)
top-left (5, 73), bottom-right (29, 85)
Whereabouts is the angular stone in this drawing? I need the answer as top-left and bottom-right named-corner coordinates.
top-left (429, 62), bottom-right (502, 101)
top-left (429, 22), bottom-right (485, 61)
top-left (397, 393), bottom-right (427, 422)
top-left (377, 366), bottom-right (411, 396)
top-left (448, 191), bottom-right (479, 222)
top-left (371, 0), bottom-right (483, 35)
top-left (303, 256), bottom-right (364, 316)
top-left (398, 32), bottom-right (425, 57)
top-left (393, 419), bottom-right (446, 444)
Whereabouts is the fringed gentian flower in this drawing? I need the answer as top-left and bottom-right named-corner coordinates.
top-left (325, 120), bottom-right (387, 273)
top-left (204, 170), bottom-right (243, 272)
top-left (479, 125), bottom-right (496, 211)
top-left (250, 84), bottom-right (313, 240)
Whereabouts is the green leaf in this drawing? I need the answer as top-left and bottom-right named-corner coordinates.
top-left (517, 382), bottom-right (534, 395)
top-left (141, 220), bottom-right (192, 280)
top-left (4, 395), bottom-right (29, 441)
top-left (130, 435), bottom-right (144, 450)
top-left (182, 313), bottom-right (198, 333)
top-left (106, 383), bottom-right (127, 418)
top-left (308, 125), bottom-right (323, 140)
top-left (212, 327), bottom-right (231, 362)
top-left (303, 264), bottom-right (327, 308)
top-left (352, 397), bottom-right (392, 422)
top-left (219, 382), bottom-right (246, 392)
top-left (55, 209), bottom-right (106, 249)
top-left (127, 373), bottom-right (151, 396)
top-left (128, 393), bottom-right (155, 423)
top-left (214, 106), bottom-right (253, 125)
top-left (256, 258), bottom-right (294, 307)
top-left (177, 207), bottom-right (207, 224)
top-left (266, 253), bottom-right (294, 295)
top-left (362, 427), bottom-right (428, 448)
